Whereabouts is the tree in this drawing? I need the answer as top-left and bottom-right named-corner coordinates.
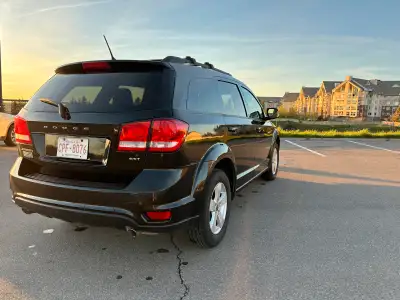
top-left (391, 106), bottom-right (400, 122)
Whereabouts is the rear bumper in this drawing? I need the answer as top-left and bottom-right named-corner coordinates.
top-left (10, 158), bottom-right (199, 232)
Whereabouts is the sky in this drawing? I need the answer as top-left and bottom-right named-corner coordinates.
top-left (1, 0), bottom-right (400, 99)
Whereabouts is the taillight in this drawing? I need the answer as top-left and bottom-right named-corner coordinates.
top-left (145, 211), bottom-right (171, 221)
top-left (149, 119), bottom-right (188, 152)
top-left (14, 116), bottom-right (32, 144)
top-left (117, 119), bottom-right (188, 153)
top-left (118, 121), bottom-right (151, 151)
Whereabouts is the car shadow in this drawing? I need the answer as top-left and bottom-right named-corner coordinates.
top-left (2, 176), bottom-right (400, 300)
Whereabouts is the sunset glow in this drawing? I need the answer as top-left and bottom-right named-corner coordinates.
top-left (1, 0), bottom-right (400, 99)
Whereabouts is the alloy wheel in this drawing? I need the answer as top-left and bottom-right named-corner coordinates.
top-left (271, 147), bottom-right (278, 175)
top-left (209, 182), bottom-right (228, 235)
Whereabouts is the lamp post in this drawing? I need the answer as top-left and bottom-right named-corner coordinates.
top-left (0, 41), bottom-right (3, 110)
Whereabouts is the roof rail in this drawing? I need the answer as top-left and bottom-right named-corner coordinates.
top-left (162, 56), bottom-right (231, 76)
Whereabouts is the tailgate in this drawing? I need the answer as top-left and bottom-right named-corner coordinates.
top-left (15, 63), bottom-right (174, 187)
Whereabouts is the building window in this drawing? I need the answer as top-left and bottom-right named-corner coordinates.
top-left (368, 113), bottom-right (371, 115)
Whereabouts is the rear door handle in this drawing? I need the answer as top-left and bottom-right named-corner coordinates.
top-left (228, 127), bottom-right (239, 133)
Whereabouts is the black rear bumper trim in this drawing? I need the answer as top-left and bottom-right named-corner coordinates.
top-left (14, 193), bottom-right (198, 232)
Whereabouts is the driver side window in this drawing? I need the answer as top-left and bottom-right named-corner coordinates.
top-left (240, 87), bottom-right (263, 119)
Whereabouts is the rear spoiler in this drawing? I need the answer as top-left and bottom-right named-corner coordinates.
top-left (55, 60), bottom-right (171, 74)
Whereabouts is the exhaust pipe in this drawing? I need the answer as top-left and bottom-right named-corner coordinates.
top-left (125, 226), bottom-right (137, 239)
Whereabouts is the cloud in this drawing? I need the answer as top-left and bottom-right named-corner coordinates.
top-left (19, 0), bottom-right (113, 17)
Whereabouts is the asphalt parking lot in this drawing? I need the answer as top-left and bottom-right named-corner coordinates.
top-left (1, 138), bottom-right (400, 300)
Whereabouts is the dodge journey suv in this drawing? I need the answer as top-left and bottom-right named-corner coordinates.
top-left (10, 56), bottom-right (280, 248)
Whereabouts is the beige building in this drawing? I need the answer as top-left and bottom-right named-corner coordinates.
top-left (295, 87), bottom-right (319, 115)
top-left (331, 76), bottom-right (400, 119)
top-left (257, 97), bottom-right (281, 110)
top-left (290, 76), bottom-right (400, 120)
top-left (330, 76), bottom-right (368, 117)
top-left (280, 92), bottom-right (299, 112)
top-left (315, 81), bottom-right (341, 118)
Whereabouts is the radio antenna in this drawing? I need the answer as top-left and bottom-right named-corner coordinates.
top-left (103, 35), bottom-right (116, 60)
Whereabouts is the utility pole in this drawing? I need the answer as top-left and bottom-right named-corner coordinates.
top-left (0, 41), bottom-right (3, 109)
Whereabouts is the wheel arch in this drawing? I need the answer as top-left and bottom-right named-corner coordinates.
top-left (2, 121), bottom-right (14, 139)
top-left (269, 130), bottom-right (280, 158)
top-left (275, 132), bottom-right (280, 148)
top-left (7, 121), bottom-right (14, 133)
top-left (191, 143), bottom-right (237, 201)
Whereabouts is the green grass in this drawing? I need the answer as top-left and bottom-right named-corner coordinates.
top-left (279, 128), bottom-right (400, 138)
top-left (275, 120), bottom-right (396, 132)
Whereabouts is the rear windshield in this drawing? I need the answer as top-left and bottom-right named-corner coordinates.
top-left (25, 72), bottom-right (169, 113)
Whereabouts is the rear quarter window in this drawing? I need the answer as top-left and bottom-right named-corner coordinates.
top-left (187, 78), bottom-right (246, 117)
top-left (187, 78), bottom-right (221, 113)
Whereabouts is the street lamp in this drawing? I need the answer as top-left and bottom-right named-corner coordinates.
top-left (0, 41), bottom-right (3, 104)
top-left (0, 41), bottom-right (3, 111)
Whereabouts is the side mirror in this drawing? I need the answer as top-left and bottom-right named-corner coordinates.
top-left (264, 108), bottom-right (278, 120)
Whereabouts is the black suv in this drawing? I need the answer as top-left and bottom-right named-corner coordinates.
top-left (10, 56), bottom-right (280, 248)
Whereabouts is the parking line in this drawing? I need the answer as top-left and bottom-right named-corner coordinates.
top-left (284, 140), bottom-right (326, 157)
top-left (347, 140), bottom-right (400, 154)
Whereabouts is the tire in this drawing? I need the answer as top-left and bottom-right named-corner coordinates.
top-left (4, 124), bottom-right (16, 147)
top-left (261, 143), bottom-right (279, 181)
top-left (188, 169), bottom-right (231, 248)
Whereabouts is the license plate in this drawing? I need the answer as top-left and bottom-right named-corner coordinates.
top-left (57, 137), bottom-right (89, 160)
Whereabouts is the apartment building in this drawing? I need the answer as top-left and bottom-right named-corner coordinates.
top-left (315, 81), bottom-right (341, 118)
top-left (368, 81), bottom-right (400, 120)
top-left (331, 76), bottom-right (400, 119)
top-left (280, 92), bottom-right (299, 111)
top-left (295, 87), bottom-right (319, 115)
top-left (258, 97), bottom-right (281, 110)
top-left (331, 76), bottom-right (369, 118)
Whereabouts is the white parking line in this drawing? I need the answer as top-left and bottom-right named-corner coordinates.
top-left (347, 140), bottom-right (400, 154)
top-left (284, 140), bottom-right (326, 157)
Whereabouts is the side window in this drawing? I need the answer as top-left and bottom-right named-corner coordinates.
top-left (240, 87), bottom-right (264, 119)
top-left (187, 78), bottom-right (221, 113)
top-left (217, 81), bottom-right (246, 117)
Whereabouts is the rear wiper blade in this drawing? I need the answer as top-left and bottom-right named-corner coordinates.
top-left (40, 98), bottom-right (71, 120)
top-left (40, 98), bottom-right (58, 107)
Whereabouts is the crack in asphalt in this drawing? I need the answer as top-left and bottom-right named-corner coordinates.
top-left (170, 234), bottom-right (189, 300)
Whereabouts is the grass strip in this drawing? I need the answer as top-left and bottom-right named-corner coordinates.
top-left (278, 128), bottom-right (400, 138)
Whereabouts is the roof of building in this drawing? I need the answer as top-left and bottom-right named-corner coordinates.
top-left (258, 96), bottom-right (281, 104)
top-left (302, 87), bottom-right (319, 97)
top-left (351, 78), bottom-right (400, 96)
top-left (322, 81), bottom-right (342, 92)
top-left (281, 92), bottom-right (299, 103)
top-left (351, 78), bottom-right (372, 90)
top-left (369, 80), bottom-right (400, 96)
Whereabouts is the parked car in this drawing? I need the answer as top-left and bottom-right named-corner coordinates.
top-left (0, 112), bottom-right (16, 146)
top-left (9, 56), bottom-right (280, 248)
